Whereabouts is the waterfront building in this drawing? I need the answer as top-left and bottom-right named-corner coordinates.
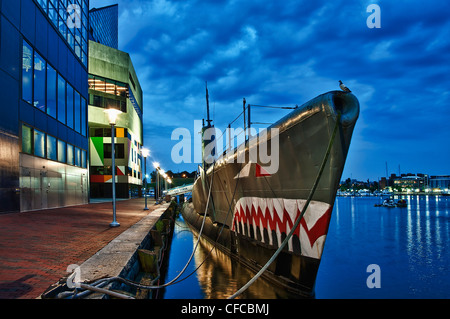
top-left (0, 0), bottom-right (89, 213)
top-left (429, 175), bottom-right (450, 190)
top-left (392, 174), bottom-right (426, 190)
top-left (88, 41), bottom-right (144, 198)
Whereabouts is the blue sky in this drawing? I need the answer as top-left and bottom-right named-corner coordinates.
top-left (90, 0), bottom-right (450, 181)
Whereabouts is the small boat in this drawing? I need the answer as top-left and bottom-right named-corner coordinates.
top-left (375, 198), bottom-right (396, 207)
top-left (396, 199), bottom-right (407, 207)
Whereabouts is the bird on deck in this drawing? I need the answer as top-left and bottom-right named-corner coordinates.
top-left (339, 80), bottom-right (351, 92)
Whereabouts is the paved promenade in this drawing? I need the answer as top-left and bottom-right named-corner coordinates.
top-left (0, 198), bottom-right (159, 299)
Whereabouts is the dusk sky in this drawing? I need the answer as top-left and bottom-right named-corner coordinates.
top-left (90, 0), bottom-right (450, 181)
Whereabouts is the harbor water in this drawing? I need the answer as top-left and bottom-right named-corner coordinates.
top-left (162, 195), bottom-right (450, 299)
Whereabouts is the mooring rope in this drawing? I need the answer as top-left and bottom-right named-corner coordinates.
top-left (61, 164), bottom-right (218, 298)
top-left (227, 112), bottom-right (342, 299)
top-left (165, 160), bottom-right (245, 286)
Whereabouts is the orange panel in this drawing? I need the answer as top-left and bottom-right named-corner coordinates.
top-left (116, 128), bottom-right (125, 138)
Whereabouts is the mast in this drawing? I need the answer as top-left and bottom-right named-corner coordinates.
top-left (202, 82), bottom-right (215, 169)
top-left (205, 81), bottom-right (212, 128)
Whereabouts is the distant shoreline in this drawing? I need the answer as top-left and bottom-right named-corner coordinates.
top-left (338, 192), bottom-right (449, 197)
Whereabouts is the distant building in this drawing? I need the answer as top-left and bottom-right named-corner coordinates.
top-left (89, 4), bottom-right (119, 49)
top-left (392, 175), bottom-right (425, 189)
top-left (88, 41), bottom-right (143, 198)
top-left (0, 0), bottom-right (89, 213)
top-left (429, 175), bottom-right (450, 190)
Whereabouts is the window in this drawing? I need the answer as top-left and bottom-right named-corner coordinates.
top-left (48, 2), bottom-right (58, 26)
top-left (47, 64), bottom-right (57, 118)
top-left (47, 135), bottom-right (57, 161)
top-left (34, 51), bottom-right (46, 112)
top-left (58, 15), bottom-right (67, 40)
top-left (58, 140), bottom-right (66, 163)
top-left (37, 0), bottom-right (47, 13)
top-left (90, 166), bottom-right (112, 175)
top-left (22, 40), bottom-right (85, 130)
top-left (22, 40), bottom-right (33, 104)
top-left (89, 94), bottom-right (127, 113)
top-left (82, 150), bottom-right (87, 168)
top-left (88, 74), bottom-right (129, 97)
top-left (67, 30), bottom-right (75, 50)
top-left (104, 144), bottom-right (125, 159)
top-left (75, 147), bottom-right (81, 167)
top-left (74, 90), bottom-right (81, 133)
top-left (91, 94), bottom-right (102, 107)
top-left (88, 74), bottom-right (95, 90)
top-left (67, 144), bottom-right (74, 165)
top-left (34, 129), bottom-right (46, 158)
top-left (57, 74), bottom-right (66, 124)
top-left (67, 84), bottom-right (74, 129)
top-left (105, 78), bottom-right (116, 95)
top-left (22, 125), bottom-right (32, 154)
top-left (129, 73), bottom-right (136, 90)
top-left (36, 0), bottom-right (88, 66)
top-left (81, 97), bottom-right (87, 136)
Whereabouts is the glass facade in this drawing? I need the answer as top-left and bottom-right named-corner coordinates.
top-left (89, 5), bottom-right (119, 49)
top-left (33, 51), bottom-right (46, 112)
top-left (22, 40), bottom-right (87, 137)
top-left (22, 41), bottom-right (33, 104)
top-left (47, 64), bottom-right (57, 118)
top-left (20, 124), bottom-right (86, 168)
top-left (33, 129), bottom-right (46, 158)
top-left (0, 0), bottom-right (90, 213)
top-left (36, 0), bottom-right (89, 66)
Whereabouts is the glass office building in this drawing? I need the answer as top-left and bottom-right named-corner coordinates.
top-left (0, 0), bottom-right (89, 213)
top-left (89, 4), bottom-right (118, 49)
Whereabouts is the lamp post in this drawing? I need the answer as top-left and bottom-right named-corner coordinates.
top-left (105, 108), bottom-right (122, 227)
top-left (153, 162), bottom-right (160, 202)
top-left (141, 148), bottom-right (150, 211)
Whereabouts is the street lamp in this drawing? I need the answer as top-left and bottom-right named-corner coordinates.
top-left (105, 108), bottom-right (122, 227)
top-left (141, 148), bottom-right (150, 211)
top-left (153, 162), bottom-right (160, 201)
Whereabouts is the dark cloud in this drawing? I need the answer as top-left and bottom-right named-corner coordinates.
top-left (90, 0), bottom-right (450, 178)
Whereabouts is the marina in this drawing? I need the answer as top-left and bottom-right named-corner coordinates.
top-left (163, 195), bottom-right (450, 299)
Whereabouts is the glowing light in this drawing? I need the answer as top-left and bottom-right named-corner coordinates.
top-left (141, 148), bottom-right (150, 158)
top-left (104, 108), bottom-right (122, 125)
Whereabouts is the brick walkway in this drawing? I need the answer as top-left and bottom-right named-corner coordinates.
top-left (0, 198), bottom-right (158, 299)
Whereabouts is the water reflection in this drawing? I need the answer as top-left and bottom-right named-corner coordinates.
top-left (165, 196), bottom-right (450, 299)
top-left (192, 234), bottom-right (294, 299)
top-left (163, 216), bottom-right (300, 299)
top-left (316, 195), bottom-right (450, 298)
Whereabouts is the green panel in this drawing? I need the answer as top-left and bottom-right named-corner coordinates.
top-left (91, 137), bottom-right (104, 162)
